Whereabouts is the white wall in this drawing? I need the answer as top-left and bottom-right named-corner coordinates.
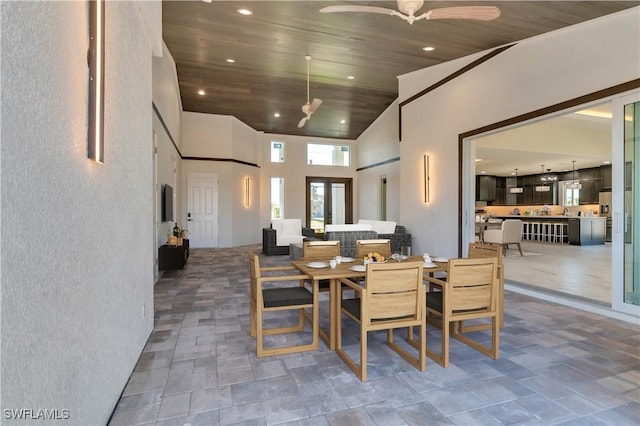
top-left (259, 133), bottom-right (357, 229)
top-left (1, 1), bottom-right (156, 423)
top-left (356, 100), bottom-right (401, 222)
top-left (181, 112), bottom-right (261, 247)
top-left (397, 8), bottom-right (640, 258)
top-left (152, 42), bottom-right (182, 151)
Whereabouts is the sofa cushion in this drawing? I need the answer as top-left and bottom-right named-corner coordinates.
top-left (271, 219), bottom-right (302, 246)
top-left (278, 235), bottom-right (305, 246)
top-left (358, 219), bottom-right (397, 234)
top-left (325, 224), bottom-right (372, 232)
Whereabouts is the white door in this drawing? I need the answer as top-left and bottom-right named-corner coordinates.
top-left (187, 172), bottom-right (219, 248)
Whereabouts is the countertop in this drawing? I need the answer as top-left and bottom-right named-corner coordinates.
top-left (495, 215), bottom-right (605, 220)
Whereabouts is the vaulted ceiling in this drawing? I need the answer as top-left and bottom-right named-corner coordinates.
top-left (162, 1), bottom-right (638, 140)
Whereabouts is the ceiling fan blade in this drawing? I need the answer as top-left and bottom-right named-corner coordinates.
top-left (426, 6), bottom-right (501, 21)
top-left (302, 103), bottom-right (310, 114)
top-left (309, 98), bottom-right (323, 113)
top-left (320, 5), bottom-right (396, 16)
top-left (298, 117), bottom-right (308, 128)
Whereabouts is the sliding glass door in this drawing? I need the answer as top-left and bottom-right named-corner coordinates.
top-left (306, 177), bottom-right (353, 234)
top-left (612, 92), bottom-right (640, 315)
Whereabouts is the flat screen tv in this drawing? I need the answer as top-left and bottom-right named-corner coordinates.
top-left (162, 184), bottom-right (174, 222)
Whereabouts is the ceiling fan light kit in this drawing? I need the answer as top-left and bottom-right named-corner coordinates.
top-left (320, 1), bottom-right (500, 25)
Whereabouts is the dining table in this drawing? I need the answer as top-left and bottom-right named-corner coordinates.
top-left (291, 256), bottom-right (449, 350)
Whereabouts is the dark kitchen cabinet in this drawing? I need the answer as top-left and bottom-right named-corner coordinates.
top-left (601, 165), bottom-right (612, 191)
top-left (492, 177), bottom-right (506, 205)
top-left (476, 175), bottom-right (496, 201)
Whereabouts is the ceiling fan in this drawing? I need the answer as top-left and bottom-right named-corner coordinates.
top-left (298, 55), bottom-right (322, 128)
top-left (320, 1), bottom-right (501, 25)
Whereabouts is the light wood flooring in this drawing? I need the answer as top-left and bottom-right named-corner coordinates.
top-left (502, 241), bottom-right (611, 305)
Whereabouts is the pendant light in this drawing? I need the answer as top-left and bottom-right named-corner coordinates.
top-left (535, 165), bottom-right (551, 192)
top-left (540, 165), bottom-right (557, 182)
top-left (509, 168), bottom-right (523, 193)
top-left (566, 160), bottom-right (582, 189)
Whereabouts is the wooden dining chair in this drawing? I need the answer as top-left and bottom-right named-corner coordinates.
top-left (303, 240), bottom-right (341, 261)
top-left (463, 242), bottom-right (504, 331)
top-left (355, 239), bottom-right (391, 259)
top-left (248, 251), bottom-right (319, 357)
top-left (336, 261), bottom-right (426, 381)
top-left (422, 257), bottom-right (499, 368)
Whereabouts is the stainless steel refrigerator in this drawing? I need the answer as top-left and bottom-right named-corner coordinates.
top-left (599, 192), bottom-right (612, 242)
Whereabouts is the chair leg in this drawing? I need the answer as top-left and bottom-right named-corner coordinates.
top-left (517, 242), bottom-right (523, 256)
top-left (387, 325), bottom-right (426, 373)
top-left (335, 309), bottom-right (366, 380)
top-left (451, 315), bottom-right (500, 361)
top-left (425, 312), bottom-right (449, 368)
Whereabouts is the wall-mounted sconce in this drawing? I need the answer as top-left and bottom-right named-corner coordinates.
top-left (423, 154), bottom-right (430, 203)
top-left (244, 177), bottom-right (250, 207)
top-left (88, 0), bottom-right (105, 163)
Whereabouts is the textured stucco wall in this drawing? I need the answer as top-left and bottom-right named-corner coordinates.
top-left (1, 2), bottom-right (154, 423)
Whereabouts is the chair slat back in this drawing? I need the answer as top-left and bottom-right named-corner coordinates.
top-left (446, 258), bottom-right (497, 313)
top-left (365, 261), bottom-right (423, 321)
top-left (356, 239), bottom-right (391, 259)
top-left (468, 243), bottom-right (503, 265)
top-left (303, 241), bottom-right (340, 260)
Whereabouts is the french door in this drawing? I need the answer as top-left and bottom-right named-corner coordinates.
top-left (306, 177), bottom-right (353, 234)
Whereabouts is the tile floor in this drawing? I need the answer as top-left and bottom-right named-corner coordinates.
top-left (502, 241), bottom-right (611, 304)
top-left (109, 244), bottom-right (640, 426)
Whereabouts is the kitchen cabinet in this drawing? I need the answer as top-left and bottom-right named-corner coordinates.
top-left (601, 165), bottom-right (612, 190)
top-left (492, 177), bottom-right (506, 205)
top-left (568, 218), bottom-right (605, 245)
top-left (476, 175), bottom-right (496, 201)
top-left (578, 168), bottom-right (600, 204)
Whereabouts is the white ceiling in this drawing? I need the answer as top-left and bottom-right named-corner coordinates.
top-left (475, 102), bottom-right (612, 176)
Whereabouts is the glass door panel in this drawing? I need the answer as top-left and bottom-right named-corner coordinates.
top-left (306, 177), bottom-right (352, 234)
top-left (624, 101), bottom-right (639, 306)
top-left (612, 92), bottom-right (640, 315)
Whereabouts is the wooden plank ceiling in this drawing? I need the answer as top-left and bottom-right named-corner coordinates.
top-left (162, 1), bottom-right (638, 140)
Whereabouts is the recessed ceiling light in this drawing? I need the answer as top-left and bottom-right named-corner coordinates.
top-left (475, 158), bottom-right (483, 162)
top-left (511, 172), bottom-right (516, 175)
top-left (237, 8), bottom-right (253, 15)
top-left (274, 112), bottom-right (280, 118)
top-left (340, 119), bottom-right (346, 124)
top-left (422, 46), bottom-right (435, 52)
top-left (347, 76), bottom-right (355, 80)
top-left (197, 90), bottom-right (205, 96)
top-left (226, 58), bottom-right (235, 63)
top-left (481, 171), bottom-right (486, 174)
top-left (603, 160), bottom-right (611, 164)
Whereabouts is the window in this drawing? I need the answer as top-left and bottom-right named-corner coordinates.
top-left (562, 181), bottom-right (580, 206)
top-left (270, 141), bottom-right (285, 163)
top-left (271, 177), bottom-right (284, 219)
top-left (307, 143), bottom-right (350, 166)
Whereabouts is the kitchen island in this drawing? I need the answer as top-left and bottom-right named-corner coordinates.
top-left (567, 217), bottom-right (606, 245)
top-left (493, 216), bottom-right (569, 243)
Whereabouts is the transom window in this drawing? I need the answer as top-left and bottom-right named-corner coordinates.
top-left (307, 143), bottom-right (350, 167)
top-left (270, 141), bottom-right (285, 163)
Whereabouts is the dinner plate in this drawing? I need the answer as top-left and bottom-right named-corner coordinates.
top-left (340, 257), bottom-right (355, 262)
top-left (306, 261), bottom-right (329, 268)
top-left (349, 265), bottom-right (366, 272)
top-left (423, 262), bottom-right (438, 268)
top-left (433, 257), bottom-right (448, 262)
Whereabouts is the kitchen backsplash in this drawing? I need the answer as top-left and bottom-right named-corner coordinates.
top-left (484, 205), bottom-right (600, 217)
